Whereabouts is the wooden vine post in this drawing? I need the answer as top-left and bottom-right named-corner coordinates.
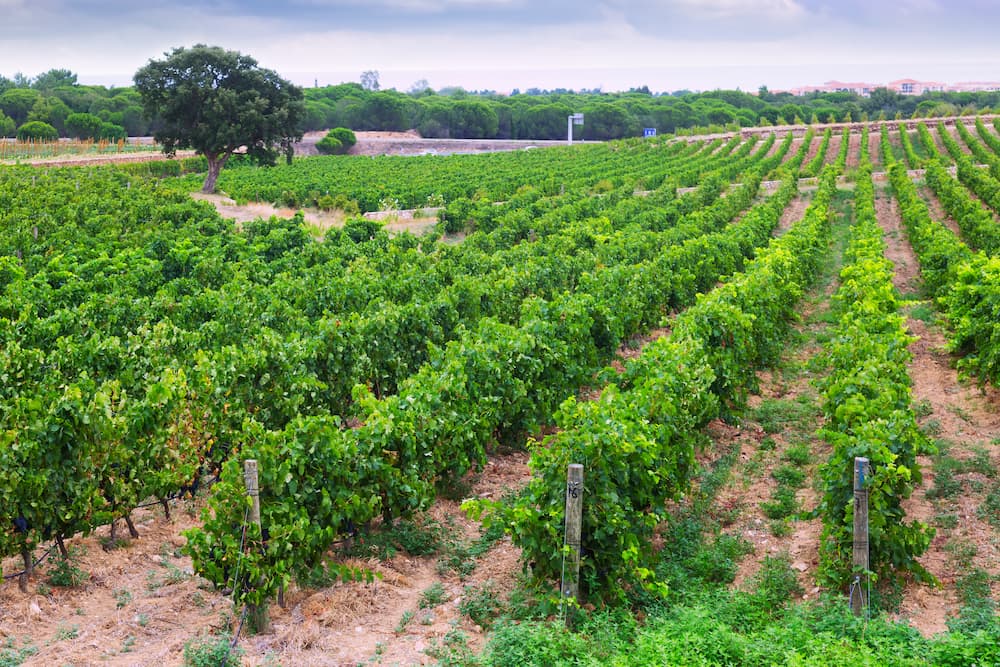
top-left (562, 463), bottom-right (584, 627)
top-left (243, 459), bottom-right (271, 633)
top-left (851, 457), bottom-right (870, 616)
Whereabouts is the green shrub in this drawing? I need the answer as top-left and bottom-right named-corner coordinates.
top-left (0, 112), bottom-right (14, 137)
top-left (328, 127), bottom-right (357, 149)
top-left (183, 633), bottom-right (242, 667)
top-left (316, 128), bottom-right (356, 155)
top-left (315, 134), bottom-right (343, 155)
top-left (47, 547), bottom-right (87, 587)
top-left (65, 112), bottom-right (103, 139)
top-left (99, 122), bottom-right (127, 141)
top-left (16, 121), bottom-right (58, 141)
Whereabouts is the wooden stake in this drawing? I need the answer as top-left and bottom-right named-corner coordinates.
top-left (851, 457), bottom-right (870, 616)
top-left (243, 459), bottom-right (270, 633)
top-left (562, 463), bottom-right (584, 627)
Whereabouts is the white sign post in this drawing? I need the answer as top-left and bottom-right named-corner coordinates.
top-left (568, 113), bottom-right (584, 145)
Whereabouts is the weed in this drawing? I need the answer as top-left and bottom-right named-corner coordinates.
top-left (395, 610), bottom-right (414, 634)
top-left (920, 418), bottom-right (942, 437)
top-left (928, 457), bottom-right (964, 499)
top-left (164, 563), bottom-right (190, 585)
top-left (769, 518), bottom-right (794, 537)
top-left (946, 403), bottom-right (974, 424)
top-left (100, 533), bottom-right (131, 551)
top-left (340, 514), bottom-right (443, 560)
top-left (752, 398), bottom-right (815, 435)
top-left (148, 563), bottom-right (191, 589)
top-left (436, 516), bottom-right (505, 579)
top-left (912, 399), bottom-right (933, 418)
top-left (772, 464), bottom-right (806, 488)
top-left (761, 487), bottom-right (799, 520)
top-left (182, 633), bottom-right (242, 667)
top-left (419, 582), bottom-right (448, 609)
top-left (977, 483), bottom-right (1000, 528)
top-left (934, 512), bottom-right (959, 529)
top-left (949, 569), bottom-right (998, 634)
top-left (460, 582), bottom-right (504, 629)
top-left (52, 624), bottom-right (79, 642)
top-left (47, 547), bottom-right (87, 587)
top-left (967, 447), bottom-right (995, 477)
top-left (750, 554), bottom-right (804, 609)
top-left (944, 539), bottom-right (977, 569)
top-left (114, 587), bottom-right (132, 609)
top-left (782, 443), bottom-right (812, 467)
top-left (908, 302), bottom-right (937, 324)
top-left (759, 436), bottom-right (777, 451)
top-left (425, 627), bottom-right (475, 666)
top-left (191, 591), bottom-right (206, 608)
top-left (137, 613), bottom-right (150, 627)
top-left (122, 635), bottom-right (136, 653)
top-left (0, 638), bottom-right (37, 667)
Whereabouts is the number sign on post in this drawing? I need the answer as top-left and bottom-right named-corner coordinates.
top-left (562, 463), bottom-right (584, 625)
top-left (851, 457), bottom-right (870, 616)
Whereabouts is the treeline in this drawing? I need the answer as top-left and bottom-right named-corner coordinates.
top-left (0, 69), bottom-right (152, 140)
top-left (5, 67), bottom-right (1000, 141)
top-left (300, 83), bottom-right (1000, 140)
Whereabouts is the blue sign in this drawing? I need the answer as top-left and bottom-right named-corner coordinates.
top-left (643, 127), bottom-right (657, 137)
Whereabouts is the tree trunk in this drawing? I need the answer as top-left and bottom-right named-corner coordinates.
top-left (124, 513), bottom-right (139, 539)
top-left (19, 548), bottom-right (32, 593)
top-left (201, 153), bottom-right (230, 194)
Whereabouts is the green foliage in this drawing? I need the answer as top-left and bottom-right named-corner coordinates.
top-left (460, 581), bottom-right (505, 629)
top-left (134, 44), bottom-right (305, 192)
top-left (817, 161), bottom-right (934, 588)
top-left (0, 112), bottom-right (17, 138)
top-left (419, 582), bottom-right (447, 608)
top-left (314, 134), bottom-right (342, 155)
top-left (64, 112), bottom-right (103, 139)
top-left (15, 120), bottom-right (58, 141)
top-left (183, 633), bottom-right (243, 667)
top-left (47, 547), bottom-right (88, 587)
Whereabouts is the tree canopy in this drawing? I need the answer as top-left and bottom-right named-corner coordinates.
top-left (133, 44), bottom-right (305, 193)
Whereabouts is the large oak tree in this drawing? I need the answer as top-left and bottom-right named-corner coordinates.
top-left (134, 45), bottom-right (304, 193)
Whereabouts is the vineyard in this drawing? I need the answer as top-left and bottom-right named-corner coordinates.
top-left (1, 118), bottom-right (999, 665)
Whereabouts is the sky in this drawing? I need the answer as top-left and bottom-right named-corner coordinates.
top-left (2, 0), bottom-right (1000, 93)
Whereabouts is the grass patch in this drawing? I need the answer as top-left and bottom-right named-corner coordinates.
top-left (419, 582), bottom-right (448, 609)
top-left (460, 581), bottom-right (505, 630)
top-left (978, 482), bottom-right (1000, 528)
top-left (782, 442), bottom-right (812, 467)
top-left (339, 513), bottom-right (444, 560)
top-left (46, 546), bottom-right (87, 588)
top-left (751, 397), bottom-right (816, 436)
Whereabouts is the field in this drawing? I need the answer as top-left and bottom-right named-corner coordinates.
top-left (1, 118), bottom-right (999, 666)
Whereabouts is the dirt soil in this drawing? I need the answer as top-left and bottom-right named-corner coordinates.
top-left (845, 130), bottom-right (862, 171)
top-left (191, 192), bottom-right (440, 237)
top-left (296, 131), bottom-right (570, 158)
top-left (875, 183), bottom-right (1000, 635)
top-left (0, 452), bottom-right (532, 667)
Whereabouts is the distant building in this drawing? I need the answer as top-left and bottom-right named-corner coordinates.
top-left (768, 78), bottom-right (1000, 97)
top-left (887, 79), bottom-right (945, 95)
top-left (948, 81), bottom-right (1000, 93)
top-left (772, 80), bottom-right (879, 97)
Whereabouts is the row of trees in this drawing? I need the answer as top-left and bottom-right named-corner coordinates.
top-left (6, 65), bottom-right (1000, 143)
top-left (0, 69), bottom-right (149, 140)
top-left (298, 83), bottom-right (1000, 140)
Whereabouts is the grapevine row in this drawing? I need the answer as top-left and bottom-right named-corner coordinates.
top-left (186, 170), bottom-right (803, 607)
top-left (816, 160), bottom-right (933, 587)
